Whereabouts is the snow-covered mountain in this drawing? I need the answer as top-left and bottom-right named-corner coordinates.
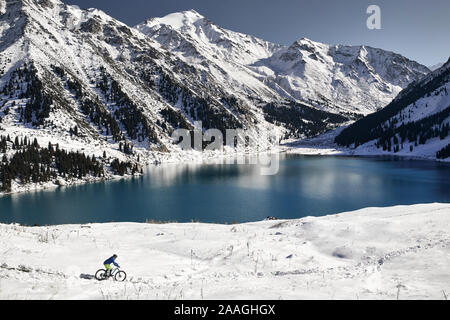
top-left (335, 58), bottom-right (450, 159)
top-left (136, 10), bottom-right (285, 106)
top-left (0, 0), bottom-right (436, 193)
top-left (138, 10), bottom-right (282, 66)
top-left (138, 10), bottom-right (429, 115)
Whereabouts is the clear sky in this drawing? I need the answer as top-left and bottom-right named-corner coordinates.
top-left (63, 0), bottom-right (449, 67)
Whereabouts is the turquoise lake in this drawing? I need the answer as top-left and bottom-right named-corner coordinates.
top-left (0, 155), bottom-right (449, 225)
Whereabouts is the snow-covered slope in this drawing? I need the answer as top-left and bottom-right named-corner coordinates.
top-left (335, 59), bottom-right (450, 160)
top-left (1, 203), bottom-right (449, 299)
top-left (139, 11), bottom-right (429, 115)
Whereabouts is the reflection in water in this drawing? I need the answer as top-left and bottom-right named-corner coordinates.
top-left (145, 156), bottom-right (276, 191)
top-left (0, 155), bottom-right (449, 225)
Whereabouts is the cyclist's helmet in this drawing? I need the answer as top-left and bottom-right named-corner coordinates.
top-left (113, 254), bottom-right (118, 258)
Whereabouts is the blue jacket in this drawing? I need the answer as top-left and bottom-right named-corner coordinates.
top-left (104, 256), bottom-right (119, 267)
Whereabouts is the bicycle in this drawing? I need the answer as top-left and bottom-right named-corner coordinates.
top-left (95, 267), bottom-right (127, 282)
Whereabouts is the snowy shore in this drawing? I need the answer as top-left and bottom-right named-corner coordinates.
top-left (2, 138), bottom-right (448, 197)
top-left (0, 203), bottom-right (449, 300)
top-left (0, 145), bottom-right (286, 197)
top-left (286, 126), bottom-right (450, 163)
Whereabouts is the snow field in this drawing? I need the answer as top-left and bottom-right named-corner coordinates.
top-left (0, 203), bottom-right (449, 299)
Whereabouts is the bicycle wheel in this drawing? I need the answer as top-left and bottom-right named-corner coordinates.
top-left (95, 269), bottom-right (107, 281)
top-left (114, 270), bottom-right (126, 282)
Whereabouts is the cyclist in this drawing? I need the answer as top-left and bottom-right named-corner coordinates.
top-left (103, 254), bottom-right (120, 277)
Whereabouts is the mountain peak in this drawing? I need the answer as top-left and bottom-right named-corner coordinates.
top-left (171, 9), bottom-right (206, 22)
top-left (288, 37), bottom-right (327, 54)
top-left (182, 9), bottom-right (203, 17)
top-left (292, 37), bottom-right (328, 48)
top-left (140, 9), bottom-right (206, 30)
top-left (298, 37), bottom-right (313, 43)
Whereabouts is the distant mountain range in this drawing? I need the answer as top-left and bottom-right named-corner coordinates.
top-left (138, 9), bottom-right (429, 116)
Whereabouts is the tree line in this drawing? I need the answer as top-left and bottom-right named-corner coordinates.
top-left (97, 67), bottom-right (160, 145)
top-left (2, 63), bottom-right (52, 126)
top-left (373, 106), bottom-right (450, 152)
top-left (263, 102), bottom-right (348, 139)
top-left (0, 135), bottom-right (105, 193)
top-left (437, 144), bottom-right (450, 159)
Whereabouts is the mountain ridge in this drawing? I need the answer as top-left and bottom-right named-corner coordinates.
top-left (139, 9), bottom-right (429, 115)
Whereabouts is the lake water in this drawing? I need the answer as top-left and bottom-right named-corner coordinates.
top-left (0, 155), bottom-right (449, 225)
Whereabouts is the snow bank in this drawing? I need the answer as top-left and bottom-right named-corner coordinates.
top-left (0, 203), bottom-right (449, 299)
